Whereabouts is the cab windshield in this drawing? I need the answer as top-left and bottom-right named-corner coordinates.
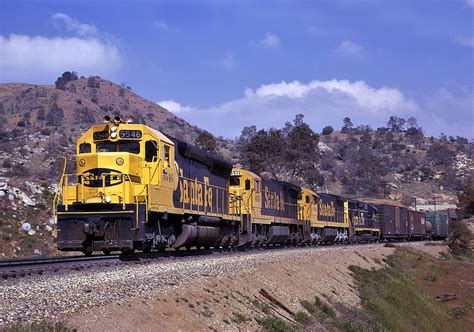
top-left (96, 141), bottom-right (140, 154)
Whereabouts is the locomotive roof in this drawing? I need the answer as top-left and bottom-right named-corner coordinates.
top-left (166, 134), bottom-right (233, 172)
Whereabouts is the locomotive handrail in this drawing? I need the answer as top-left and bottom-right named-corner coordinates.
top-left (52, 156), bottom-right (70, 217)
top-left (55, 171), bottom-right (147, 229)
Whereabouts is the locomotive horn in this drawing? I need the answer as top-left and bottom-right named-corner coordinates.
top-left (103, 115), bottom-right (111, 123)
top-left (113, 115), bottom-right (122, 125)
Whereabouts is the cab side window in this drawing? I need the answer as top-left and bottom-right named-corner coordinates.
top-left (245, 179), bottom-right (251, 190)
top-left (79, 143), bottom-right (91, 154)
top-left (305, 195), bottom-right (310, 204)
top-left (145, 140), bottom-right (157, 162)
top-left (163, 144), bottom-right (171, 167)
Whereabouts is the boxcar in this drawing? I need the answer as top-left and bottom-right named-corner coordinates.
top-left (408, 210), bottom-right (427, 239)
top-left (426, 212), bottom-right (449, 239)
top-left (364, 200), bottom-right (410, 240)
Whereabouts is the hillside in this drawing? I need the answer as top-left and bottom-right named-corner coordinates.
top-left (317, 129), bottom-right (472, 208)
top-left (0, 73), bottom-right (472, 258)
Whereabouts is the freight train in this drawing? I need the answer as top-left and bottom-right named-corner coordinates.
top-left (53, 118), bottom-right (448, 255)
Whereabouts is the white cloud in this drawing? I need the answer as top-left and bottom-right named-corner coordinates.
top-left (157, 100), bottom-right (192, 114)
top-left (257, 33), bottom-right (281, 48)
top-left (0, 34), bottom-right (122, 83)
top-left (51, 13), bottom-right (98, 36)
top-left (421, 87), bottom-right (474, 138)
top-left (336, 40), bottom-right (364, 57)
top-left (153, 19), bottom-right (168, 32)
top-left (160, 79), bottom-right (421, 138)
top-left (466, 0), bottom-right (474, 8)
top-left (456, 36), bottom-right (474, 47)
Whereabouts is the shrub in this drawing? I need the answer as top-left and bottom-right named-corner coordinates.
top-left (322, 126), bottom-right (334, 135)
top-left (447, 219), bottom-right (473, 257)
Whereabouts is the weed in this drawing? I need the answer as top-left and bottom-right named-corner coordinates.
top-left (5, 322), bottom-right (73, 332)
top-left (293, 311), bottom-right (310, 325)
top-left (348, 248), bottom-right (460, 331)
top-left (231, 312), bottom-right (249, 324)
top-left (201, 306), bottom-right (214, 318)
top-left (300, 300), bottom-right (317, 314)
top-left (314, 296), bottom-right (336, 318)
top-left (251, 299), bottom-right (271, 314)
top-left (450, 306), bottom-right (468, 319)
top-left (423, 272), bottom-right (438, 282)
top-left (257, 316), bottom-right (295, 332)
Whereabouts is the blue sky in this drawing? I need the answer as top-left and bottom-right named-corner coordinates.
top-left (0, 0), bottom-right (473, 138)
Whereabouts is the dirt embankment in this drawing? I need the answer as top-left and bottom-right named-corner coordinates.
top-left (66, 245), bottom-right (397, 331)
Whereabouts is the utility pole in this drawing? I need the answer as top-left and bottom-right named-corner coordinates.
top-left (431, 197), bottom-right (437, 214)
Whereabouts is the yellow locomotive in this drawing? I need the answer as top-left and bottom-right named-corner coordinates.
top-left (54, 117), bottom-right (378, 255)
top-left (54, 116), bottom-right (240, 255)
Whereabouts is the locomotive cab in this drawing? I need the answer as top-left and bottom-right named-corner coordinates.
top-left (54, 116), bottom-right (178, 255)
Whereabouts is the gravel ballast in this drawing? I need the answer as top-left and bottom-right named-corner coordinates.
top-left (0, 243), bottom-right (426, 327)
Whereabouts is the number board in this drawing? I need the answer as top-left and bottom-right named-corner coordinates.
top-left (119, 130), bottom-right (142, 139)
top-left (93, 131), bottom-right (109, 140)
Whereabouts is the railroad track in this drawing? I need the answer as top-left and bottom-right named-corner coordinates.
top-left (0, 241), bottom-right (432, 280)
top-left (0, 247), bottom-right (238, 279)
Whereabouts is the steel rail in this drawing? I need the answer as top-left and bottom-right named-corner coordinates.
top-left (0, 241), bottom-right (436, 279)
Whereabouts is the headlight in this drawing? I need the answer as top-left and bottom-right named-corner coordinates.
top-left (116, 157), bottom-right (124, 166)
top-left (105, 196), bottom-right (112, 203)
top-left (79, 159), bottom-right (85, 167)
top-left (111, 126), bottom-right (117, 132)
top-left (110, 132), bottom-right (117, 139)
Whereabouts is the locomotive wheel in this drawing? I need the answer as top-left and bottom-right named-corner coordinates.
top-left (102, 249), bottom-right (111, 256)
top-left (121, 248), bottom-right (135, 255)
top-left (82, 247), bottom-right (93, 256)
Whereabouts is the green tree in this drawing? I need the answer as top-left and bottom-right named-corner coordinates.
top-left (195, 131), bottom-right (218, 154)
top-left (387, 116), bottom-right (405, 132)
top-left (46, 103), bottom-right (64, 126)
top-left (427, 142), bottom-right (455, 166)
top-left (284, 114), bottom-right (322, 187)
top-left (341, 145), bottom-right (388, 196)
top-left (342, 117), bottom-right (353, 133)
top-left (55, 71), bottom-right (78, 90)
top-left (322, 126), bottom-right (334, 135)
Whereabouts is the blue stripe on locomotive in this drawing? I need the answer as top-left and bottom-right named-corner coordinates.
top-left (317, 193), bottom-right (346, 223)
top-left (261, 179), bottom-right (300, 219)
top-left (348, 200), bottom-right (379, 229)
top-left (169, 137), bottom-right (233, 215)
